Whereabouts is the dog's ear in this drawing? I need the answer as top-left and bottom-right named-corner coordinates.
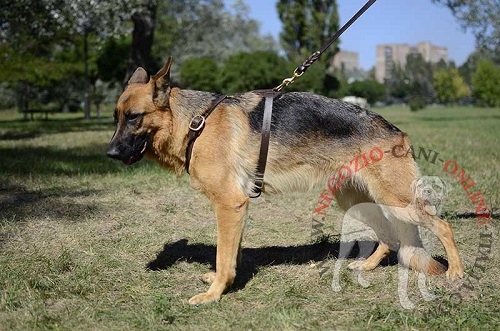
top-left (438, 177), bottom-right (452, 196)
top-left (410, 178), bottom-right (419, 203)
top-left (128, 67), bottom-right (149, 85)
top-left (151, 56), bottom-right (173, 108)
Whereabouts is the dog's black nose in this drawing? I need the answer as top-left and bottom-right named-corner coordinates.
top-left (106, 146), bottom-right (121, 160)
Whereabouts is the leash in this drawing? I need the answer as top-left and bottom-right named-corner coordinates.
top-left (185, 0), bottom-right (377, 196)
top-left (274, 0), bottom-right (377, 91)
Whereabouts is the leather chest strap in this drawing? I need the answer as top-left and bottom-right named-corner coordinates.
top-left (185, 95), bottom-right (227, 174)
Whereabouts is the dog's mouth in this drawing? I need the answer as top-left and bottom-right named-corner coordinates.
top-left (122, 140), bottom-right (148, 166)
top-left (422, 199), bottom-right (440, 216)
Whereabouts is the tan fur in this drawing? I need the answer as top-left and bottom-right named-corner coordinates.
top-left (110, 59), bottom-right (464, 304)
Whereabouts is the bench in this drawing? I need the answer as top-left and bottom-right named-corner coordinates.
top-left (22, 109), bottom-right (58, 120)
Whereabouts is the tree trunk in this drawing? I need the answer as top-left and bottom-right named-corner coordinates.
top-left (123, 2), bottom-right (157, 85)
top-left (95, 102), bottom-right (101, 119)
top-left (84, 28), bottom-right (91, 120)
top-left (18, 81), bottom-right (29, 120)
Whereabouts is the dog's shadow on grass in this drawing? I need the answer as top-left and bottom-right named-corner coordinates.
top-left (146, 239), bottom-right (402, 292)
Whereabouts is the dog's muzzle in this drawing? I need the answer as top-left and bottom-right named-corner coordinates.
top-left (107, 136), bottom-right (148, 165)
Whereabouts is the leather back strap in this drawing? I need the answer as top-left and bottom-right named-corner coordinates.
top-left (185, 95), bottom-right (227, 174)
top-left (250, 91), bottom-right (277, 198)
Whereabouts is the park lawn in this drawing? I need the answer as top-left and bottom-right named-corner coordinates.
top-left (0, 105), bottom-right (498, 330)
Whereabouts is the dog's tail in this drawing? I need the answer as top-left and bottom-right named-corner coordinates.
top-left (398, 246), bottom-right (446, 275)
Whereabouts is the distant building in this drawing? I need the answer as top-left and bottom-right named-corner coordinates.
top-left (332, 50), bottom-right (359, 72)
top-left (375, 42), bottom-right (448, 83)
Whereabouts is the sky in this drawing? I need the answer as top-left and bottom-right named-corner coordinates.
top-left (223, 0), bottom-right (476, 69)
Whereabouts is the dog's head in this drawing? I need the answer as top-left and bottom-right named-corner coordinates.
top-left (412, 176), bottom-right (450, 216)
top-left (107, 57), bottom-right (173, 165)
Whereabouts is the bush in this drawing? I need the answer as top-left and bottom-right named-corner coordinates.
top-left (218, 51), bottom-right (288, 93)
top-left (347, 80), bottom-right (386, 105)
top-left (472, 60), bottom-right (500, 107)
top-left (179, 57), bottom-right (220, 92)
top-left (0, 84), bottom-right (16, 110)
top-left (433, 67), bottom-right (470, 104)
top-left (408, 96), bottom-right (426, 111)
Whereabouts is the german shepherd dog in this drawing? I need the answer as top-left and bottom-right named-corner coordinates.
top-left (107, 58), bottom-right (464, 304)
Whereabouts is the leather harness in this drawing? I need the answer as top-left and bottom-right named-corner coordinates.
top-left (185, 90), bottom-right (278, 198)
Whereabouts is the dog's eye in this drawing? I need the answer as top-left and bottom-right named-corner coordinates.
top-left (127, 113), bottom-right (142, 122)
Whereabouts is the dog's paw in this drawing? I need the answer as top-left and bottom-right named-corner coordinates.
top-left (446, 266), bottom-right (464, 280)
top-left (188, 291), bottom-right (221, 305)
top-left (356, 272), bottom-right (371, 288)
top-left (200, 272), bottom-right (216, 284)
top-left (347, 260), bottom-right (375, 271)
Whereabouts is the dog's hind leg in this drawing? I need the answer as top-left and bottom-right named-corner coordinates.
top-left (348, 242), bottom-right (390, 271)
top-left (398, 263), bottom-right (416, 309)
top-left (336, 186), bottom-right (391, 271)
top-left (362, 156), bottom-right (462, 279)
top-left (332, 240), bottom-right (355, 292)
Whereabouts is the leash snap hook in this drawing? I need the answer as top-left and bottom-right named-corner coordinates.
top-left (189, 115), bottom-right (206, 131)
top-left (273, 71), bottom-right (303, 92)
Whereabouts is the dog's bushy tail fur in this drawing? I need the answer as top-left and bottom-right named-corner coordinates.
top-left (398, 246), bottom-right (446, 275)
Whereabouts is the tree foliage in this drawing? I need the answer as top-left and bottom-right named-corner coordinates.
top-left (0, 0), bottom-right (141, 117)
top-left (472, 60), bottom-right (500, 107)
top-left (277, 0), bottom-right (339, 65)
top-left (347, 80), bottom-right (386, 105)
top-left (433, 67), bottom-right (470, 104)
top-left (385, 53), bottom-right (435, 108)
top-left (180, 57), bottom-right (220, 92)
top-left (154, 0), bottom-right (277, 68)
top-left (431, 0), bottom-right (499, 54)
top-left (218, 51), bottom-right (288, 93)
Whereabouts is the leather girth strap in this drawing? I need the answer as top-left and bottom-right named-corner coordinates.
top-left (250, 91), bottom-right (277, 198)
top-left (184, 91), bottom-right (277, 198)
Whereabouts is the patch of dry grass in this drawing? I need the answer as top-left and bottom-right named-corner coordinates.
top-left (0, 106), bottom-right (499, 330)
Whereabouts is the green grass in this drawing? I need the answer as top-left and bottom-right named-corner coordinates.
top-left (0, 106), bottom-right (499, 330)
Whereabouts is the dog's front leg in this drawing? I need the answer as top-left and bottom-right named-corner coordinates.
top-left (188, 195), bottom-right (248, 305)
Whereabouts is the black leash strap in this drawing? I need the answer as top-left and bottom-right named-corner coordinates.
top-left (250, 92), bottom-right (276, 198)
top-left (185, 95), bottom-right (227, 174)
top-left (274, 0), bottom-right (377, 91)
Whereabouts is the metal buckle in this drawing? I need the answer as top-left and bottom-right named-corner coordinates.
top-left (249, 177), bottom-right (264, 198)
top-left (189, 115), bottom-right (205, 131)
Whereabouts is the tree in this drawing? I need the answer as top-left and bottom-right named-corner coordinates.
top-left (1, 0), bottom-right (139, 119)
top-left (153, 0), bottom-right (278, 71)
top-left (180, 57), bottom-right (220, 92)
top-left (277, 0), bottom-right (339, 66)
top-left (431, 0), bottom-right (499, 55)
top-left (218, 51), bottom-right (288, 93)
top-left (405, 53), bottom-right (434, 101)
top-left (0, 0), bottom-right (75, 117)
top-left (123, 1), bottom-right (158, 84)
top-left (386, 64), bottom-right (411, 102)
top-left (472, 60), bottom-right (500, 107)
top-left (347, 80), bottom-right (386, 105)
top-left (51, 0), bottom-right (137, 119)
top-left (384, 53), bottom-right (438, 109)
top-left (96, 37), bottom-right (131, 84)
top-left (433, 67), bottom-right (470, 104)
